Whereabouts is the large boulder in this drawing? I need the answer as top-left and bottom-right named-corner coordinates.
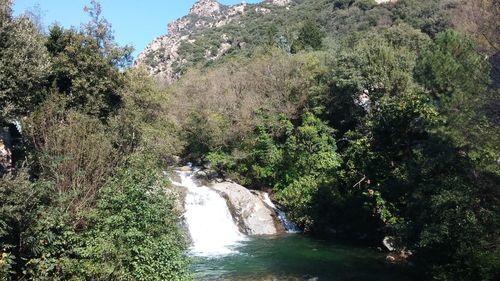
top-left (209, 182), bottom-right (282, 235)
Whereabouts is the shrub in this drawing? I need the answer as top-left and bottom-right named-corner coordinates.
top-left (70, 154), bottom-right (191, 280)
top-left (24, 95), bottom-right (121, 213)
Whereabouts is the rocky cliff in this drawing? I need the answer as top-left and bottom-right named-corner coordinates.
top-left (135, 0), bottom-right (398, 84)
top-left (135, 0), bottom-right (293, 84)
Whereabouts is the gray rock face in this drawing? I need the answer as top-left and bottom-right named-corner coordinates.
top-left (135, 0), bottom-right (293, 84)
top-left (189, 0), bottom-right (222, 17)
top-left (209, 181), bottom-right (281, 235)
top-left (375, 0), bottom-right (398, 3)
top-left (267, 0), bottom-right (291, 6)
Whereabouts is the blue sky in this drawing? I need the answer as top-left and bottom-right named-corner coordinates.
top-left (13, 0), bottom-right (261, 58)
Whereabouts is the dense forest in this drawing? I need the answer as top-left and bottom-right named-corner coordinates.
top-left (1, 0), bottom-right (499, 280)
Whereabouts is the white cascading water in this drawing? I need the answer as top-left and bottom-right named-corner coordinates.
top-left (172, 170), bottom-right (246, 256)
top-left (262, 192), bottom-right (301, 233)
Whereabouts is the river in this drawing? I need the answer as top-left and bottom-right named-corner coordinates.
top-left (191, 234), bottom-right (410, 281)
top-left (173, 169), bottom-right (410, 281)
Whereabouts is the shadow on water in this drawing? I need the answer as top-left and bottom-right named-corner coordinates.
top-left (191, 234), bottom-right (411, 281)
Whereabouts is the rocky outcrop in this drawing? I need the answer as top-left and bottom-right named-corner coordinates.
top-left (171, 168), bottom-right (284, 236)
top-left (189, 0), bottom-right (222, 17)
top-left (382, 236), bottom-right (413, 264)
top-left (267, 0), bottom-right (291, 6)
top-left (209, 181), bottom-right (282, 235)
top-left (375, 0), bottom-right (398, 4)
top-left (135, 0), bottom-right (293, 84)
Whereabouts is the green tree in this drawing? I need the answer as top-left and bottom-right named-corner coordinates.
top-left (45, 26), bottom-right (125, 119)
top-left (333, 0), bottom-right (355, 9)
top-left (44, 1), bottom-right (132, 120)
top-left (112, 68), bottom-right (184, 160)
top-left (353, 0), bottom-right (376, 11)
top-left (82, 0), bottom-right (132, 67)
top-left (0, 0), bottom-right (12, 27)
top-left (393, 0), bottom-right (453, 37)
top-left (248, 126), bottom-right (282, 186)
top-left (416, 30), bottom-right (498, 174)
top-left (24, 95), bottom-right (121, 212)
top-left (0, 0), bottom-right (49, 121)
top-left (291, 19), bottom-right (325, 53)
top-left (0, 171), bottom-right (59, 280)
top-left (71, 155), bottom-right (190, 280)
top-left (325, 28), bottom-right (424, 135)
top-left (275, 113), bottom-right (342, 230)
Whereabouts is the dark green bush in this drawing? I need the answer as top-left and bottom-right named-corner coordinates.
top-left (68, 154), bottom-right (190, 280)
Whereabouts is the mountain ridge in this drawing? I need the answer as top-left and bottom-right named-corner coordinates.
top-left (135, 0), bottom-right (293, 83)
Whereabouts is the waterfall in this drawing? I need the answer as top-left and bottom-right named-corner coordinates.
top-left (172, 170), bottom-right (246, 256)
top-left (261, 192), bottom-right (301, 233)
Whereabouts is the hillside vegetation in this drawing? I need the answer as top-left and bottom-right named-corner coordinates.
top-left (162, 0), bottom-right (499, 279)
top-left (1, 0), bottom-right (499, 280)
top-left (1, 1), bottom-right (189, 279)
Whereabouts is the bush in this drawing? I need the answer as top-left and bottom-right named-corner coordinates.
top-left (0, 171), bottom-right (62, 280)
top-left (291, 19), bottom-right (325, 52)
top-left (24, 95), bottom-right (121, 213)
top-left (113, 68), bottom-right (184, 161)
top-left (169, 49), bottom-right (329, 160)
top-left (70, 154), bottom-right (191, 280)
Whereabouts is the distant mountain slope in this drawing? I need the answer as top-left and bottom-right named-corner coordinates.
top-left (135, 0), bottom-right (293, 83)
top-left (136, 0), bottom-right (464, 84)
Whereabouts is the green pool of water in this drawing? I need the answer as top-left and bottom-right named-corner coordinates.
top-left (190, 234), bottom-right (411, 281)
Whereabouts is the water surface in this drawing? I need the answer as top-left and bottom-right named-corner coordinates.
top-left (191, 234), bottom-right (410, 281)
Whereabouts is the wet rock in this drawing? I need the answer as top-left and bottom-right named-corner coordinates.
top-left (195, 170), bottom-right (207, 178)
top-left (168, 171), bottom-right (182, 184)
top-left (179, 166), bottom-right (192, 172)
top-left (210, 182), bottom-right (280, 235)
top-left (386, 255), bottom-right (397, 263)
top-left (194, 168), bottom-right (218, 181)
top-left (385, 249), bottom-right (413, 264)
top-left (301, 274), bottom-right (319, 281)
top-left (383, 236), bottom-right (397, 252)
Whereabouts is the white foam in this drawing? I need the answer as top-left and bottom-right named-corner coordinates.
top-left (177, 171), bottom-right (246, 257)
top-left (261, 192), bottom-right (277, 209)
top-left (261, 192), bottom-right (301, 233)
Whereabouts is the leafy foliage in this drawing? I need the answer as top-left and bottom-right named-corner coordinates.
top-left (24, 95), bottom-right (121, 212)
top-left (0, 7), bottom-right (49, 121)
top-left (1, 0), bottom-right (499, 280)
top-left (0, 171), bottom-right (53, 280)
top-left (0, 1), bottom-right (190, 280)
top-left (45, 25), bottom-right (125, 119)
top-left (291, 19), bottom-right (325, 53)
top-left (177, 20), bottom-right (498, 281)
top-left (68, 155), bottom-right (190, 280)
top-left (113, 68), bottom-right (184, 161)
